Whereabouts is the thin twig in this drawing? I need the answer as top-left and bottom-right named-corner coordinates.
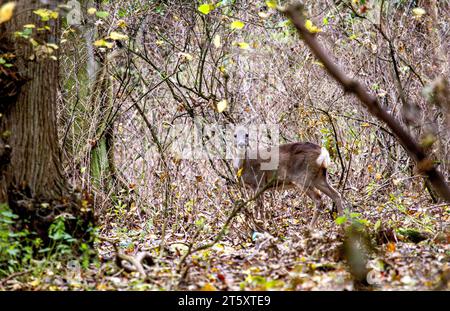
top-left (283, 3), bottom-right (450, 203)
top-left (176, 177), bottom-right (277, 275)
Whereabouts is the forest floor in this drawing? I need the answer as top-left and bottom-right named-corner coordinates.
top-left (1, 190), bottom-right (448, 291)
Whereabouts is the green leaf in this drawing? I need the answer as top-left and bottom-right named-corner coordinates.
top-left (195, 216), bottom-right (206, 228)
top-left (335, 216), bottom-right (347, 225)
top-left (198, 3), bottom-right (214, 15)
top-left (374, 219), bottom-right (381, 231)
top-left (230, 20), bottom-right (245, 29)
top-left (1, 210), bottom-right (18, 218)
top-left (96, 11), bottom-right (109, 19)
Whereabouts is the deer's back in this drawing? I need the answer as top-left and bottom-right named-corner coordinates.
top-left (239, 142), bottom-right (323, 190)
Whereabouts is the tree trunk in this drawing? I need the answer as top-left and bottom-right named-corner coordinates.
top-left (0, 0), bottom-right (66, 201)
top-left (0, 0), bottom-right (94, 241)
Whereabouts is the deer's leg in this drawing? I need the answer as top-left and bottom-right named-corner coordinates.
top-left (314, 176), bottom-right (344, 215)
top-left (306, 187), bottom-right (325, 228)
top-left (254, 195), bottom-right (262, 220)
top-left (254, 194), bottom-right (266, 230)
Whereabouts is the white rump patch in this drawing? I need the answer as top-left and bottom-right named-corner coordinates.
top-left (316, 147), bottom-right (331, 168)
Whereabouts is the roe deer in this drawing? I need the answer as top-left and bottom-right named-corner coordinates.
top-left (233, 126), bottom-right (343, 229)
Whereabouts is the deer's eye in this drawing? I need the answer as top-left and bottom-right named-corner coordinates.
top-left (245, 133), bottom-right (249, 137)
top-left (233, 134), bottom-right (236, 138)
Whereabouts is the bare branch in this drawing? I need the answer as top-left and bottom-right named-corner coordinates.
top-left (283, 3), bottom-right (450, 202)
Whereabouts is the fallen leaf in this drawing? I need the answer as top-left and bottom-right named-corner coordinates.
top-left (386, 242), bottom-right (396, 253)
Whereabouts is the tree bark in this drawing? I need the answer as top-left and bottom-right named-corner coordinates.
top-left (0, 0), bottom-right (94, 241)
top-left (0, 0), bottom-right (66, 200)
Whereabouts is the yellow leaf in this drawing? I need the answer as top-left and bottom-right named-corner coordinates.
top-left (33, 9), bottom-right (58, 21)
top-left (23, 24), bottom-right (35, 29)
top-left (361, 122), bottom-right (370, 127)
top-left (50, 11), bottom-right (58, 19)
top-left (29, 279), bottom-right (40, 287)
top-left (87, 7), bottom-right (97, 15)
top-left (217, 100), bottom-right (228, 113)
top-left (266, 0), bottom-right (277, 9)
top-left (230, 20), bottom-right (245, 29)
top-left (201, 283), bottom-right (217, 291)
top-left (236, 167), bottom-right (244, 178)
top-left (367, 164), bottom-right (373, 173)
top-left (412, 7), bottom-right (426, 17)
top-left (375, 173), bottom-right (382, 181)
top-left (198, 3), bottom-right (214, 15)
top-left (0, 2), bottom-right (16, 24)
top-left (29, 38), bottom-right (38, 46)
top-left (94, 39), bottom-right (113, 48)
top-left (109, 31), bottom-right (128, 40)
top-left (235, 41), bottom-right (249, 49)
top-left (213, 34), bottom-right (221, 48)
top-left (96, 283), bottom-right (109, 290)
top-left (117, 19), bottom-right (127, 28)
top-left (305, 19), bottom-right (322, 33)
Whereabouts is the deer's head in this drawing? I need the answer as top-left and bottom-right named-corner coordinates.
top-left (234, 125), bottom-right (249, 152)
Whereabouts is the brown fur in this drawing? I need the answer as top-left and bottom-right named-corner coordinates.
top-left (236, 141), bottom-right (343, 228)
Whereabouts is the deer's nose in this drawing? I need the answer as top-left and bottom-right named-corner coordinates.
top-left (237, 142), bottom-right (246, 149)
